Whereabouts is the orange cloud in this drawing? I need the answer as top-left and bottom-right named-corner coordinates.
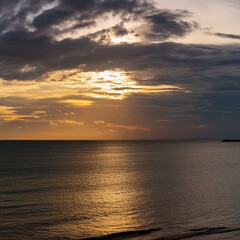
top-left (50, 119), bottom-right (84, 126)
top-left (94, 120), bottom-right (105, 125)
top-left (0, 106), bottom-right (44, 122)
top-left (58, 99), bottom-right (93, 107)
top-left (0, 106), bottom-right (16, 115)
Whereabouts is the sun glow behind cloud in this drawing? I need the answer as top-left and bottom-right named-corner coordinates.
top-left (0, 68), bottom-right (186, 137)
top-left (0, 69), bottom-right (185, 101)
top-left (109, 34), bottom-right (139, 44)
top-left (68, 69), bottom-right (186, 100)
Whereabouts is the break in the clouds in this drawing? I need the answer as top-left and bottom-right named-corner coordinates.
top-left (0, 0), bottom-right (239, 139)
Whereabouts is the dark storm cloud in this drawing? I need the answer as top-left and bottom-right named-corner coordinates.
top-left (68, 21), bottom-right (96, 31)
top-left (0, 0), bottom-right (145, 78)
top-left (1, 30), bottom-right (240, 83)
top-left (214, 32), bottom-right (240, 40)
top-left (0, 0), bottom-right (57, 32)
top-left (111, 23), bottom-right (129, 36)
top-left (0, 0), bottom-right (202, 80)
top-left (87, 22), bottom-right (131, 44)
top-left (0, 0), bottom-right (152, 35)
top-left (145, 10), bottom-right (199, 40)
top-left (32, 9), bottom-right (72, 31)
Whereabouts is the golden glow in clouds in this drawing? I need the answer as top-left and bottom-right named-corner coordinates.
top-left (0, 69), bottom-right (185, 101)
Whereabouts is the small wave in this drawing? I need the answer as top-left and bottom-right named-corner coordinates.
top-left (155, 227), bottom-right (240, 240)
top-left (81, 228), bottom-right (161, 240)
top-left (81, 227), bottom-right (240, 240)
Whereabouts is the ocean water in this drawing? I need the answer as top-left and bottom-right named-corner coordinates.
top-left (0, 140), bottom-right (240, 240)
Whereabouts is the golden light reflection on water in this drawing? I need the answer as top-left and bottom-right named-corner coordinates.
top-left (76, 144), bottom-right (145, 236)
top-left (41, 144), bottom-right (148, 239)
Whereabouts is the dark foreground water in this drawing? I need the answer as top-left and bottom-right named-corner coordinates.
top-left (1, 140), bottom-right (240, 240)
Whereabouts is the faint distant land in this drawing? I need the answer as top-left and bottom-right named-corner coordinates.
top-left (222, 140), bottom-right (240, 142)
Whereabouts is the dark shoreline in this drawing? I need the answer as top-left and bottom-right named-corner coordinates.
top-left (222, 140), bottom-right (240, 142)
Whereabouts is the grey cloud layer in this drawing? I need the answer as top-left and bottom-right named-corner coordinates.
top-left (0, 0), bottom-right (201, 80)
top-left (214, 33), bottom-right (240, 40)
top-left (145, 10), bottom-right (199, 40)
top-left (0, 0), bottom-right (152, 36)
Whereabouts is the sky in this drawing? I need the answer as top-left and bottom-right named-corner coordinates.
top-left (0, 0), bottom-right (239, 140)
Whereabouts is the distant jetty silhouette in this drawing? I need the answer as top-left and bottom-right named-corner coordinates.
top-left (222, 140), bottom-right (240, 142)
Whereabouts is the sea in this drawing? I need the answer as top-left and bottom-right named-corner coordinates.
top-left (0, 140), bottom-right (240, 240)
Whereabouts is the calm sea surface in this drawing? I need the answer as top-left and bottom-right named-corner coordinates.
top-left (1, 140), bottom-right (240, 240)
